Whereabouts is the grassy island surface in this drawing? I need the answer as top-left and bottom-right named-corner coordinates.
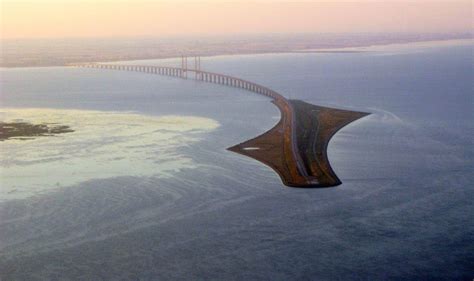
top-left (0, 121), bottom-right (74, 141)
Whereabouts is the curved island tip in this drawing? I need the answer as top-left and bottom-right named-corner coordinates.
top-left (229, 100), bottom-right (369, 188)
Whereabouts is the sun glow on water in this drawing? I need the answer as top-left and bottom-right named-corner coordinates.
top-left (0, 108), bottom-right (220, 201)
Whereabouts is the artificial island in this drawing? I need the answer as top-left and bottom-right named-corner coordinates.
top-left (75, 57), bottom-right (369, 187)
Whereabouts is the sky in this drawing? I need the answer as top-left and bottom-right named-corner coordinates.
top-left (1, 0), bottom-right (472, 39)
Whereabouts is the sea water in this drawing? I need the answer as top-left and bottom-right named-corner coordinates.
top-left (0, 40), bottom-right (472, 280)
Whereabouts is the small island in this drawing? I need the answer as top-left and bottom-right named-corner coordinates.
top-left (229, 101), bottom-right (369, 187)
top-left (0, 121), bottom-right (74, 141)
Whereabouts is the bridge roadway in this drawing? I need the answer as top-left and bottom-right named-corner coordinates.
top-left (75, 63), bottom-right (323, 187)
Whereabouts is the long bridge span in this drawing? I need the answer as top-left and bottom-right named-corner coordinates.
top-left (75, 61), bottom-right (368, 187)
top-left (78, 63), bottom-right (286, 101)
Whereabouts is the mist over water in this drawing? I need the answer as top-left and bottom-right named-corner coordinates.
top-left (0, 41), bottom-right (473, 280)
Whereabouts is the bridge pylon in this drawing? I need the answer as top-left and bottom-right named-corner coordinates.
top-left (181, 55), bottom-right (201, 80)
top-left (194, 56), bottom-right (201, 80)
top-left (181, 55), bottom-right (189, 79)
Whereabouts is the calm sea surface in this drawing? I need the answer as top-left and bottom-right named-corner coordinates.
top-left (1, 40), bottom-right (473, 280)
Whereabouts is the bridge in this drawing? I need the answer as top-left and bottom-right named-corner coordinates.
top-left (77, 61), bottom-right (285, 101)
top-left (75, 57), bottom-right (368, 187)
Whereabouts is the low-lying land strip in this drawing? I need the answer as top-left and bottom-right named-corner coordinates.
top-left (3, 34), bottom-right (469, 67)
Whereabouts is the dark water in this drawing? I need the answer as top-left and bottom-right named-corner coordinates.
top-left (1, 41), bottom-right (473, 280)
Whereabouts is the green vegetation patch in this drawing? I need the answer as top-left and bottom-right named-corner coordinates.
top-left (0, 121), bottom-right (74, 141)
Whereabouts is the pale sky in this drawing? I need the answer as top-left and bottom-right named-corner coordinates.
top-left (1, 0), bottom-right (472, 39)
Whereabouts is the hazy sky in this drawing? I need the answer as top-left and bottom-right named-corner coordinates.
top-left (1, 0), bottom-right (472, 39)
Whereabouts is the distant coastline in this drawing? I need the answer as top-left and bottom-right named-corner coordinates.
top-left (1, 33), bottom-right (472, 68)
